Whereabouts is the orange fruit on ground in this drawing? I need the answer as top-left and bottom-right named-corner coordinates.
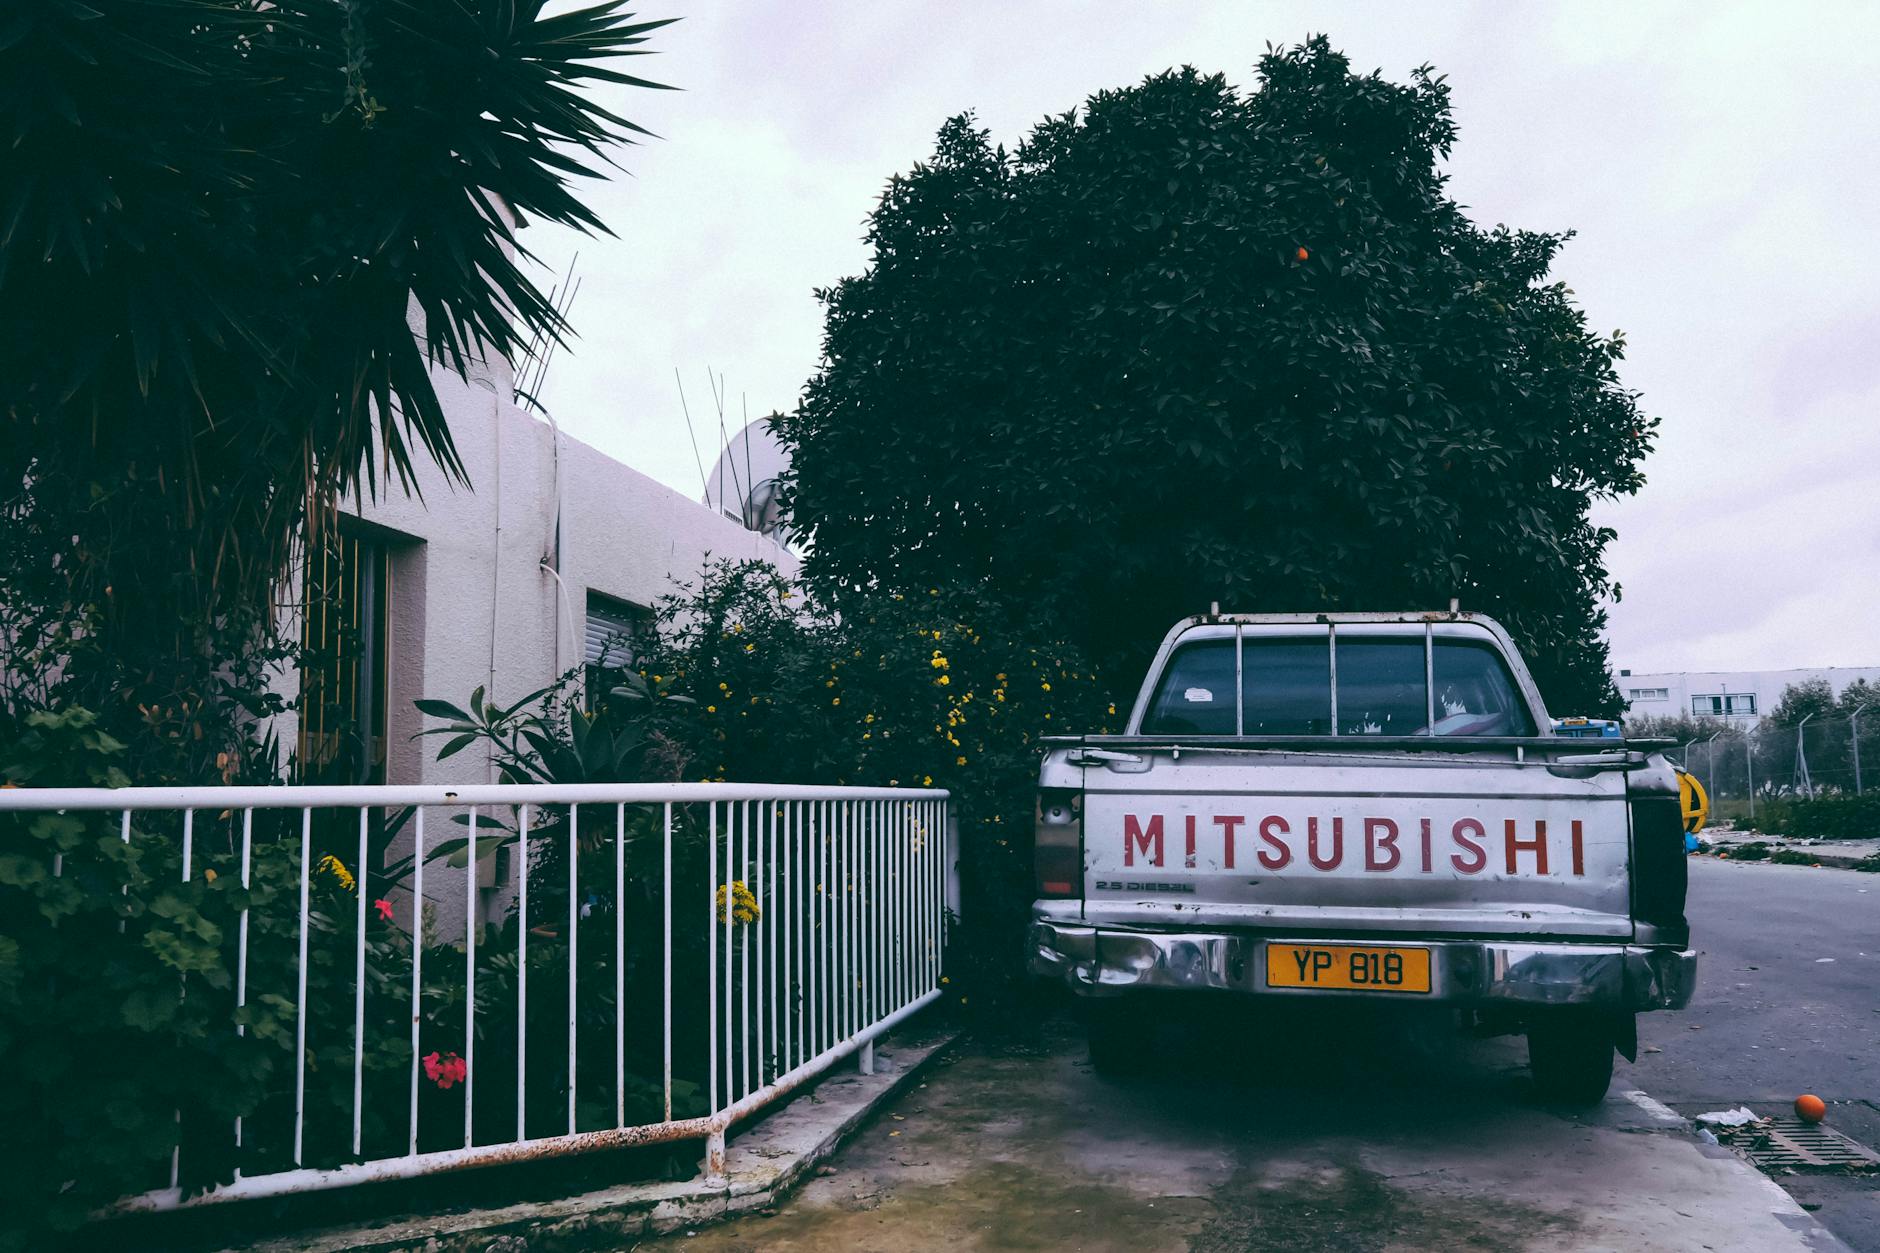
top-left (1795, 1094), bottom-right (1827, 1123)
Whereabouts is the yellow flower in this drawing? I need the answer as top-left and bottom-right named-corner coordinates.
top-left (937, 675), bottom-right (950, 686)
top-left (715, 880), bottom-right (761, 926)
top-left (1108, 704), bottom-right (1117, 715)
top-left (707, 705), bottom-right (717, 713)
top-left (832, 697), bottom-right (841, 706)
top-left (744, 643), bottom-right (755, 654)
top-left (956, 756), bottom-right (967, 766)
top-left (1041, 682), bottom-right (1052, 692)
top-left (865, 713), bottom-right (876, 724)
top-left (316, 854), bottom-right (356, 892)
top-left (922, 775), bottom-right (933, 786)
top-left (719, 682), bottom-right (729, 692)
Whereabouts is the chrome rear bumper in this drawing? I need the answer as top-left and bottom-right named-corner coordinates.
top-left (1028, 919), bottom-right (1696, 1011)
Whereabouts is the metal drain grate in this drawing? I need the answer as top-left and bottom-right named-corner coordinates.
top-left (1737, 1117), bottom-right (1880, 1171)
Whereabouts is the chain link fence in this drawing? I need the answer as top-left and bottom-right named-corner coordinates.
top-left (1672, 712), bottom-right (1880, 823)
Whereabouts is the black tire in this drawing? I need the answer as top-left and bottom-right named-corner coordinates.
top-left (1085, 1001), bottom-right (1152, 1077)
top-left (1527, 1015), bottom-right (1616, 1106)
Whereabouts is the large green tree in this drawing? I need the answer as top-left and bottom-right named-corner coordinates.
top-left (0, 0), bottom-right (670, 776)
top-left (779, 39), bottom-right (1652, 715)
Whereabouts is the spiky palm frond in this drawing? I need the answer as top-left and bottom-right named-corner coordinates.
top-left (1, 0), bottom-right (671, 618)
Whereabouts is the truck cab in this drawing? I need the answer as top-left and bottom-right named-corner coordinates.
top-left (1029, 611), bottom-right (1697, 1103)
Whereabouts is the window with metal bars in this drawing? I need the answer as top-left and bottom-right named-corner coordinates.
top-left (585, 592), bottom-right (653, 708)
top-left (298, 528), bottom-right (392, 786)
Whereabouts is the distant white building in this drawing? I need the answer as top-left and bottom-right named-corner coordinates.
top-left (1616, 666), bottom-right (1880, 727)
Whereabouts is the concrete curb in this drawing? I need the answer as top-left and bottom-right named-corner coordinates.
top-left (240, 1022), bottom-right (960, 1253)
top-left (1619, 1090), bottom-right (1855, 1251)
top-left (1700, 828), bottom-right (1880, 870)
top-left (1698, 847), bottom-right (1877, 870)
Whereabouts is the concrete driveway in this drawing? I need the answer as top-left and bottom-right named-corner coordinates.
top-left (641, 1006), bottom-right (1833, 1252)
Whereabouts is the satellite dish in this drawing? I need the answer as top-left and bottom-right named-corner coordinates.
top-left (706, 416), bottom-right (791, 543)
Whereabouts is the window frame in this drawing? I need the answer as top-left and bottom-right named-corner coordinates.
top-left (1135, 621), bottom-right (1540, 738)
top-left (584, 591), bottom-right (653, 706)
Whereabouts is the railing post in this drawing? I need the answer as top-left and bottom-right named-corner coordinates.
top-left (703, 1125), bottom-right (728, 1183)
top-left (858, 1038), bottom-right (875, 1075)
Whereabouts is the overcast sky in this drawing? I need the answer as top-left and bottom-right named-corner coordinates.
top-left (532, 2), bottom-right (1880, 675)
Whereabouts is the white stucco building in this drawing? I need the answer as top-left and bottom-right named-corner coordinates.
top-left (1617, 665), bottom-right (1880, 727)
top-left (275, 352), bottom-right (795, 792)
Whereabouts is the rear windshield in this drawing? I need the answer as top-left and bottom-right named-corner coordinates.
top-left (1140, 630), bottom-right (1535, 737)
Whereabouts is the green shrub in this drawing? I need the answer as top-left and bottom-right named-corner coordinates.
top-left (1726, 842), bottom-right (1770, 861)
top-left (1769, 849), bottom-right (1817, 866)
top-left (0, 709), bottom-right (301, 1242)
top-left (1765, 793), bottom-right (1880, 841)
top-left (629, 561), bottom-right (1115, 1018)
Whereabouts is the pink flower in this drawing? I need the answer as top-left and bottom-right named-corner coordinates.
top-left (423, 1050), bottom-right (468, 1090)
top-left (374, 898), bottom-right (395, 923)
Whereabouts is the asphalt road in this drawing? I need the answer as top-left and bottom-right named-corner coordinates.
top-left (1621, 856), bottom-right (1880, 1251)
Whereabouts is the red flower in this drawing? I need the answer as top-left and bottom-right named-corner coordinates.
top-left (423, 1050), bottom-right (468, 1090)
top-left (374, 898), bottom-right (395, 923)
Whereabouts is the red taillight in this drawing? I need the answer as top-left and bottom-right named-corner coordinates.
top-left (1035, 789), bottom-right (1083, 900)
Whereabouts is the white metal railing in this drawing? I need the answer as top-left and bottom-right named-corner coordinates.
top-left (0, 782), bottom-right (949, 1211)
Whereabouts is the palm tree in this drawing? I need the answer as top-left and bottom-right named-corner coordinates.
top-left (0, 0), bottom-right (672, 767)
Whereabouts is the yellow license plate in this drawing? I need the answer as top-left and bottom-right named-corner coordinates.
top-left (1266, 944), bottom-right (1431, 994)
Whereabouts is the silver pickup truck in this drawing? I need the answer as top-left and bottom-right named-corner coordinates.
top-left (1029, 611), bottom-right (1697, 1104)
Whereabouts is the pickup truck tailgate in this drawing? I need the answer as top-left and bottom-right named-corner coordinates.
top-left (1080, 746), bottom-right (1633, 939)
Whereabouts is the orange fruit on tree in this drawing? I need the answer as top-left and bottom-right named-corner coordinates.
top-left (1296, 246), bottom-right (1310, 261)
top-left (1795, 1094), bottom-right (1826, 1123)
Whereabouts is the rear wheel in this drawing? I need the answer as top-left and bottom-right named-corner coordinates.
top-left (1527, 1015), bottom-right (1615, 1106)
top-left (1085, 1001), bottom-right (1152, 1077)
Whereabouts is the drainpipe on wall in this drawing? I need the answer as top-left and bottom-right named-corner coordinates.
top-left (539, 408), bottom-right (574, 682)
top-left (487, 390), bottom-right (503, 784)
